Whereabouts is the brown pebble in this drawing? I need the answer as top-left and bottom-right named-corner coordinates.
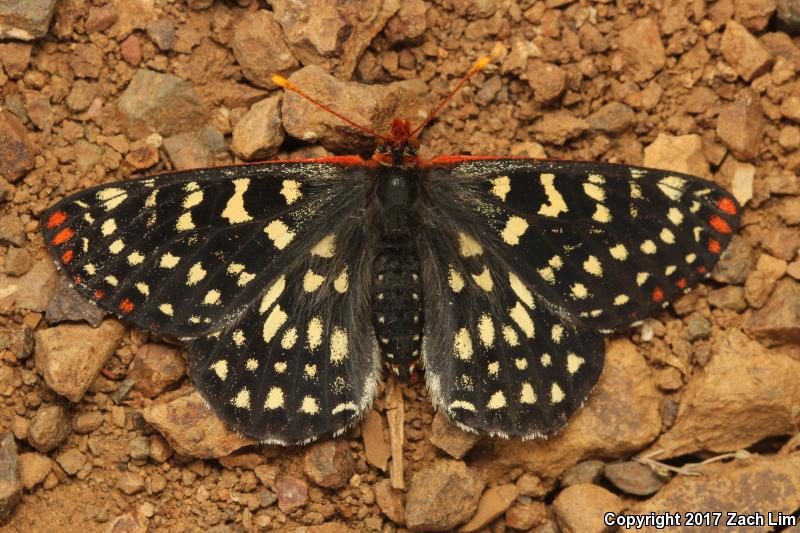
top-left (373, 478), bottom-right (405, 525)
top-left (117, 471), bottom-right (145, 495)
top-left (720, 20), bottom-right (773, 81)
top-left (429, 411), bottom-right (480, 459)
top-left (55, 448), bottom-right (86, 476)
top-left (552, 483), bottom-right (623, 533)
top-left (120, 35), bottom-right (142, 66)
top-left (303, 440), bottom-right (355, 489)
top-left (459, 483), bottom-right (518, 532)
top-left (604, 461), bottom-right (666, 496)
top-left (505, 501), bottom-right (547, 530)
top-left (128, 343), bottom-right (186, 399)
top-left (404, 460), bottom-right (484, 531)
top-left (28, 404), bottom-right (70, 453)
top-left (275, 474), bottom-right (308, 512)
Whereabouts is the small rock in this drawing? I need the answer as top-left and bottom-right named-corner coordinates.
top-left (85, 4), bottom-right (117, 33)
top-left (374, 478), bottom-right (405, 525)
top-left (533, 111), bottom-right (588, 145)
top-left (604, 461), bottom-right (665, 496)
top-left (459, 484), bottom-right (518, 532)
top-left (744, 253), bottom-right (788, 308)
top-left (0, 216), bottom-right (23, 248)
top-left (429, 411), bottom-right (480, 459)
top-left (707, 286), bottom-right (747, 312)
top-left (716, 89), bottom-right (765, 161)
top-left (118, 69), bottom-right (209, 139)
top-left (735, 0), bottom-right (777, 31)
top-left (776, 0), bottom-right (800, 33)
top-left (231, 95), bottom-right (285, 160)
top-left (587, 102), bottom-right (635, 134)
top-left (128, 436), bottom-right (150, 461)
top-left (34, 319), bottom-right (126, 402)
top-left (18, 452), bottom-right (51, 490)
top-left (275, 475), bottom-right (308, 513)
top-left (526, 59), bottom-right (566, 104)
top-left (0, 0), bottom-right (57, 40)
top-left (117, 472), bottom-right (145, 495)
top-left (45, 279), bottom-right (107, 327)
top-left (0, 326), bottom-right (34, 359)
top-left (104, 512), bottom-right (147, 533)
top-left (145, 17), bottom-right (176, 51)
top-left (110, 406), bottom-right (126, 428)
top-left (515, 472), bottom-right (546, 498)
top-left (162, 132), bottom-right (210, 170)
top-left (781, 95), bottom-right (800, 123)
top-left (147, 434), bottom-right (173, 463)
top-left (142, 391), bottom-right (253, 459)
top-left (218, 450), bottom-right (265, 470)
top-left (232, 10), bottom-right (298, 88)
top-left (790, 260), bottom-right (800, 280)
top-left (713, 235), bottom-right (756, 284)
top-left (0, 110), bottom-right (35, 182)
top-left (361, 410), bottom-right (390, 471)
top-left (127, 343), bottom-right (186, 398)
top-left (747, 279), bottom-right (800, 342)
top-left (505, 501), bottom-right (547, 530)
top-left (720, 20), bottom-right (773, 81)
top-left (510, 141), bottom-right (547, 158)
top-left (28, 405), bottom-right (70, 453)
top-left (643, 133), bottom-right (709, 178)
top-left (303, 440), bottom-right (355, 489)
top-left (0, 43), bottom-right (31, 78)
top-left (120, 35), bottom-right (143, 66)
top-left (617, 17), bottom-right (666, 82)
top-left (0, 259), bottom-right (59, 315)
top-left (73, 411), bottom-right (104, 434)
top-left (0, 432), bottom-right (20, 524)
top-left (125, 140), bottom-right (160, 169)
top-left (731, 161), bottom-right (755, 206)
top-left (762, 227), bottom-right (800, 261)
top-left (560, 460), bottom-right (605, 488)
top-left (685, 313), bottom-right (711, 341)
top-left (777, 197), bottom-right (800, 225)
top-left (55, 448), bottom-right (86, 476)
top-left (552, 484), bottom-right (623, 533)
top-left (24, 91), bottom-right (52, 130)
top-left (384, 0), bottom-right (427, 44)
top-left (405, 460), bottom-right (484, 531)
top-left (69, 43), bottom-right (103, 79)
top-left (3, 247), bottom-right (33, 276)
top-left (258, 489), bottom-right (277, 508)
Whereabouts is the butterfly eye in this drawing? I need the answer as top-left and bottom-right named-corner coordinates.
top-left (377, 145), bottom-right (390, 154)
top-left (405, 146), bottom-right (418, 156)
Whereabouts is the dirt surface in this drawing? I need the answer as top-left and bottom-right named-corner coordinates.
top-left (1, 0), bottom-right (800, 532)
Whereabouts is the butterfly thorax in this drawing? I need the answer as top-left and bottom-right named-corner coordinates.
top-left (371, 164), bottom-right (424, 381)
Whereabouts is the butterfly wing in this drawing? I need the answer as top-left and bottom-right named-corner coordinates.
top-left (418, 157), bottom-right (739, 436)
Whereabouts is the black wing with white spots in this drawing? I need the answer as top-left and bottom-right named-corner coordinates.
top-left (418, 158), bottom-right (739, 437)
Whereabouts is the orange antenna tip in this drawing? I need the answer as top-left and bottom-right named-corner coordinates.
top-left (470, 55), bottom-right (492, 73)
top-left (272, 75), bottom-right (291, 88)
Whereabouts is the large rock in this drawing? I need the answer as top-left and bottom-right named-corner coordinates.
top-left (644, 133), bottom-right (709, 178)
top-left (720, 20), bottom-right (773, 81)
top-left (0, 432), bottom-right (20, 524)
top-left (747, 279), bottom-right (800, 343)
top-left (34, 319), bottom-right (126, 402)
top-left (481, 339), bottom-right (661, 486)
top-left (142, 391), bottom-right (253, 459)
top-left (649, 329), bottom-right (800, 458)
top-left (404, 460), bottom-right (484, 531)
top-left (0, 110), bottom-right (34, 183)
top-left (232, 10), bottom-right (298, 88)
top-left (0, 0), bottom-right (57, 40)
top-left (231, 95), bottom-right (285, 160)
top-left (616, 17), bottom-right (666, 82)
top-left (552, 484), bottom-right (623, 533)
top-left (716, 89), bottom-right (765, 161)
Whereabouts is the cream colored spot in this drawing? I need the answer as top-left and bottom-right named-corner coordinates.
top-left (83, 213), bottom-right (94, 224)
top-left (159, 303), bottom-right (173, 316)
top-left (614, 294), bottom-right (629, 305)
top-left (233, 388), bottom-right (250, 409)
top-left (274, 361), bottom-right (287, 373)
top-left (693, 226), bottom-right (703, 242)
top-left (301, 396), bottom-right (319, 414)
top-left (334, 267), bottom-right (348, 293)
top-left (551, 383), bottom-right (565, 403)
top-left (448, 266), bottom-right (465, 293)
top-left (238, 272), bottom-right (255, 286)
top-left (551, 324), bottom-right (564, 343)
top-left (538, 173), bottom-right (568, 217)
top-left (304, 364), bottom-right (317, 378)
top-left (145, 189), bottom-right (158, 208)
top-left (490, 175), bottom-right (511, 201)
top-left (487, 391), bottom-right (506, 409)
top-left (101, 219), bottom-right (117, 236)
top-left (458, 232), bottom-right (483, 257)
top-left (303, 269), bottom-right (325, 292)
top-left (176, 212), bottom-right (195, 231)
top-left (108, 239), bottom-right (124, 254)
top-left (583, 255), bottom-right (603, 277)
top-left (567, 353), bottom-right (584, 374)
top-left (187, 262), bottom-right (207, 286)
top-left (538, 266), bottom-right (555, 283)
top-left (307, 317), bottom-right (323, 350)
top-left (81, 237), bottom-right (89, 252)
top-left (453, 328), bottom-right (473, 360)
top-left (135, 282), bottom-right (149, 296)
top-left (549, 255), bottom-right (563, 269)
top-left (509, 272), bottom-right (534, 308)
top-left (515, 358), bottom-right (527, 370)
top-left (160, 253), bottom-right (180, 269)
top-left (593, 204), bottom-right (612, 223)
top-left (685, 253), bottom-right (696, 264)
top-left (330, 327), bottom-right (348, 363)
top-left (583, 182), bottom-right (605, 202)
top-left (222, 178), bottom-right (253, 224)
top-left (228, 263), bottom-right (245, 274)
top-left (665, 265), bottom-right (676, 276)
top-left (503, 325), bottom-right (519, 347)
top-left (541, 353), bottom-right (552, 366)
top-left (232, 330), bottom-right (245, 346)
top-left (450, 400), bottom-right (476, 412)
top-left (332, 402), bottom-right (357, 414)
top-left (97, 188), bottom-right (127, 210)
top-left (636, 272), bottom-right (650, 286)
top-left (488, 361), bottom-right (500, 376)
top-left (281, 327), bottom-right (298, 349)
top-left (478, 314), bottom-right (494, 348)
top-left (183, 190), bottom-right (203, 209)
top-left (263, 304), bottom-right (287, 342)
top-left (501, 216), bottom-right (528, 245)
top-left (246, 359), bottom-right (259, 371)
top-left (265, 387), bottom-right (284, 409)
top-left (520, 383), bottom-right (536, 404)
top-left (83, 263), bottom-right (96, 275)
top-left (641, 240), bottom-right (657, 254)
top-left (280, 179), bottom-right (302, 205)
top-left (104, 275), bottom-right (118, 286)
top-left (472, 267), bottom-right (493, 291)
top-left (610, 244), bottom-right (628, 260)
top-left (571, 283), bottom-right (588, 299)
top-left (311, 234), bottom-right (336, 258)
top-left (265, 219), bottom-right (295, 249)
top-left (127, 251), bottom-right (145, 265)
top-left (589, 173), bottom-right (605, 184)
top-left (184, 182), bottom-right (199, 192)
top-left (668, 207), bottom-right (684, 225)
top-left (690, 201), bottom-right (701, 214)
top-left (211, 360), bottom-right (228, 380)
top-left (204, 289), bottom-right (221, 305)
top-left (630, 181), bottom-right (642, 198)
top-left (658, 175), bottom-right (686, 200)
top-left (259, 275), bottom-right (286, 313)
top-left (660, 228), bottom-right (675, 244)
top-left (510, 302), bottom-right (534, 338)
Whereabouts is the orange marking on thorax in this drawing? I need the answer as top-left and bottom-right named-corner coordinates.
top-left (708, 239), bottom-right (721, 254)
top-left (119, 299), bottom-right (135, 313)
top-left (697, 265), bottom-right (708, 274)
top-left (676, 278), bottom-right (687, 289)
top-left (709, 215), bottom-right (731, 234)
top-left (73, 275), bottom-right (83, 285)
top-left (652, 287), bottom-right (665, 303)
top-left (46, 210), bottom-right (68, 229)
top-left (717, 197), bottom-right (737, 215)
top-left (52, 227), bottom-right (75, 245)
top-left (93, 289), bottom-right (105, 300)
top-left (61, 250), bottom-right (74, 264)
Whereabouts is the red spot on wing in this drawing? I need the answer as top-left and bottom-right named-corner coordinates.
top-left (52, 227), bottom-right (75, 245)
top-left (119, 299), bottom-right (135, 313)
top-left (717, 197), bottom-right (737, 215)
top-left (676, 278), bottom-right (687, 289)
top-left (652, 288), bottom-right (665, 303)
top-left (709, 215), bottom-right (732, 234)
top-left (73, 275), bottom-right (83, 285)
top-left (93, 289), bottom-right (105, 300)
top-left (61, 250), bottom-right (74, 264)
top-left (708, 239), bottom-right (721, 254)
top-left (46, 210), bottom-right (68, 229)
top-left (697, 265), bottom-right (708, 274)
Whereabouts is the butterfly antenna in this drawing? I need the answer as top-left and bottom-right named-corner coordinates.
top-left (410, 55), bottom-right (493, 138)
top-left (272, 75), bottom-right (390, 142)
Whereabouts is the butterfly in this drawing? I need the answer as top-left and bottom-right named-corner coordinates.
top-left (41, 57), bottom-right (740, 444)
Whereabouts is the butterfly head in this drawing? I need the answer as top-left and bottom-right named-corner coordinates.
top-left (374, 119), bottom-right (420, 167)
